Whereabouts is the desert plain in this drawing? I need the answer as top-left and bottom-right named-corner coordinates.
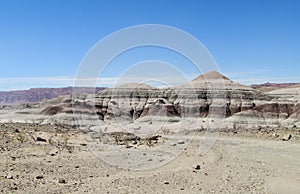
top-left (1, 71), bottom-right (300, 193)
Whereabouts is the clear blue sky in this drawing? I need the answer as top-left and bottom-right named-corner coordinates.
top-left (0, 0), bottom-right (299, 90)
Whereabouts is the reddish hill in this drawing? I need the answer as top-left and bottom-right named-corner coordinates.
top-left (251, 82), bottom-right (299, 92)
top-left (0, 87), bottom-right (106, 105)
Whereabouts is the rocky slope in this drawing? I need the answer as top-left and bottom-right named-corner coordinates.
top-left (91, 71), bottom-right (268, 123)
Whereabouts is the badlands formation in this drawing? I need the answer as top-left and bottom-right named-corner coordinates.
top-left (1, 71), bottom-right (299, 130)
top-left (1, 71), bottom-right (300, 193)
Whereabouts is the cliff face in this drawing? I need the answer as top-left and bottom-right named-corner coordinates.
top-left (65, 71), bottom-right (279, 129)
top-left (89, 72), bottom-right (267, 122)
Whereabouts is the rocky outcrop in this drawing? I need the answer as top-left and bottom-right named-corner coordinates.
top-left (87, 71), bottom-right (269, 124)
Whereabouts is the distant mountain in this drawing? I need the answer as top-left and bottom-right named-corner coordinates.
top-left (0, 87), bottom-right (106, 105)
top-left (251, 82), bottom-right (299, 92)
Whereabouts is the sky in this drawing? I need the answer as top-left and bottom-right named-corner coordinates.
top-left (0, 0), bottom-right (299, 90)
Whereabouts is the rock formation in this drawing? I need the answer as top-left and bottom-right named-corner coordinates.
top-left (0, 71), bottom-right (299, 131)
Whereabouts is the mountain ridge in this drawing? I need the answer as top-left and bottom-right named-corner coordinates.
top-left (0, 87), bottom-right (106, 105)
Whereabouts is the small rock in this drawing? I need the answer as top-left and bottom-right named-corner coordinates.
top-left (272, 133), bottom-right (279, 138)
top-left (36, 175), bottom-right (43, 179)
top-left (10, 182), bottom-right (18, 190)
top-left (118, 141), bottom-right (125, 145)
top-left (49, 149), bottom-right (59, 156)
top-left (282, 134), bottom-right (292, 141)
top-left (58, 178), bottom-right (66, 184)
top-left (170, 143), bottom-right (177, 146)
top-left (36, 137), bottom-right (47, 142)
top-left (148, 135), bottom-right (161, 141)
top-left (80, 143), bottom-right (87, 146)
top-left (164, 181), bottom-right (169, 185)
top-left (6, 175), bottom-right (13, 179)
top-left (125, 145), bottom-right (132, 149)
top-left (74, 166), bottom-right (79, 168)
top-left (177, 140), bottom-right (185, 144)
top-left (194, 164), bottom-right (201, 170)
top-left (14, 129), bottom-right (20, 133)
top-left (133, 126), bottom-right (141, 130)
top-left (132, 140), bottom-right (137, 145)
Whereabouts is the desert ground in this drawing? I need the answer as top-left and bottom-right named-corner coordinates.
top-left (1, 72), bottom-right (300, 193)
top-left (1, 122), bottom-right (299, 194)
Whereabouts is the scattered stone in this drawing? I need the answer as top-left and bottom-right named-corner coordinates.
top-left (177, 140), bottom-right (185, 144)
top-left (49, 149), bottom-right (59, 156)
top-left (6, 175), bottom-right (13, 179)
top-left (74, 166), bottom-right (80, 168)
top-left (272, 133), bottom-right (279, 138)
top-left (80, 143), bottom-right (87, 146)
top-left (164, 181), bottom-right (169, 185)
top-left (147, 135), bottom-right (161, 141)
top-left (132, 140), bottom-right (137, 145)
top-left (282, 134), bottom-right (292, 141)
top-left (118, 141), bottom-right (125, 145)
top-left (194, 164), bottom-right (201, 170)
top-left (10, 182), bottom-right (18, 190)
top-left (170, 142), bottom-right (177, 146)
top-left (36, 175), bottom-right (44, 179)
top-left (133, 126), bottom-right (141, 130)
top-left (125, 145), bottom-right (132, 148)
top-left (36, 137), bottom-right (47, 142)
top-left (14, 129), bottom-right (20, 133)
top-left (58, 178), bottom-right (67, 184)
top-left (204, 172), bottom-right (208, 176)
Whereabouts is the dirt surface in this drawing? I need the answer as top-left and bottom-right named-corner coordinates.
top-left (1, 123), bottom-right (300, 193)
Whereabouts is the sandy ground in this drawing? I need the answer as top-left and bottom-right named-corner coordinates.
top-left (1, 123), bottom-right (300, 194)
